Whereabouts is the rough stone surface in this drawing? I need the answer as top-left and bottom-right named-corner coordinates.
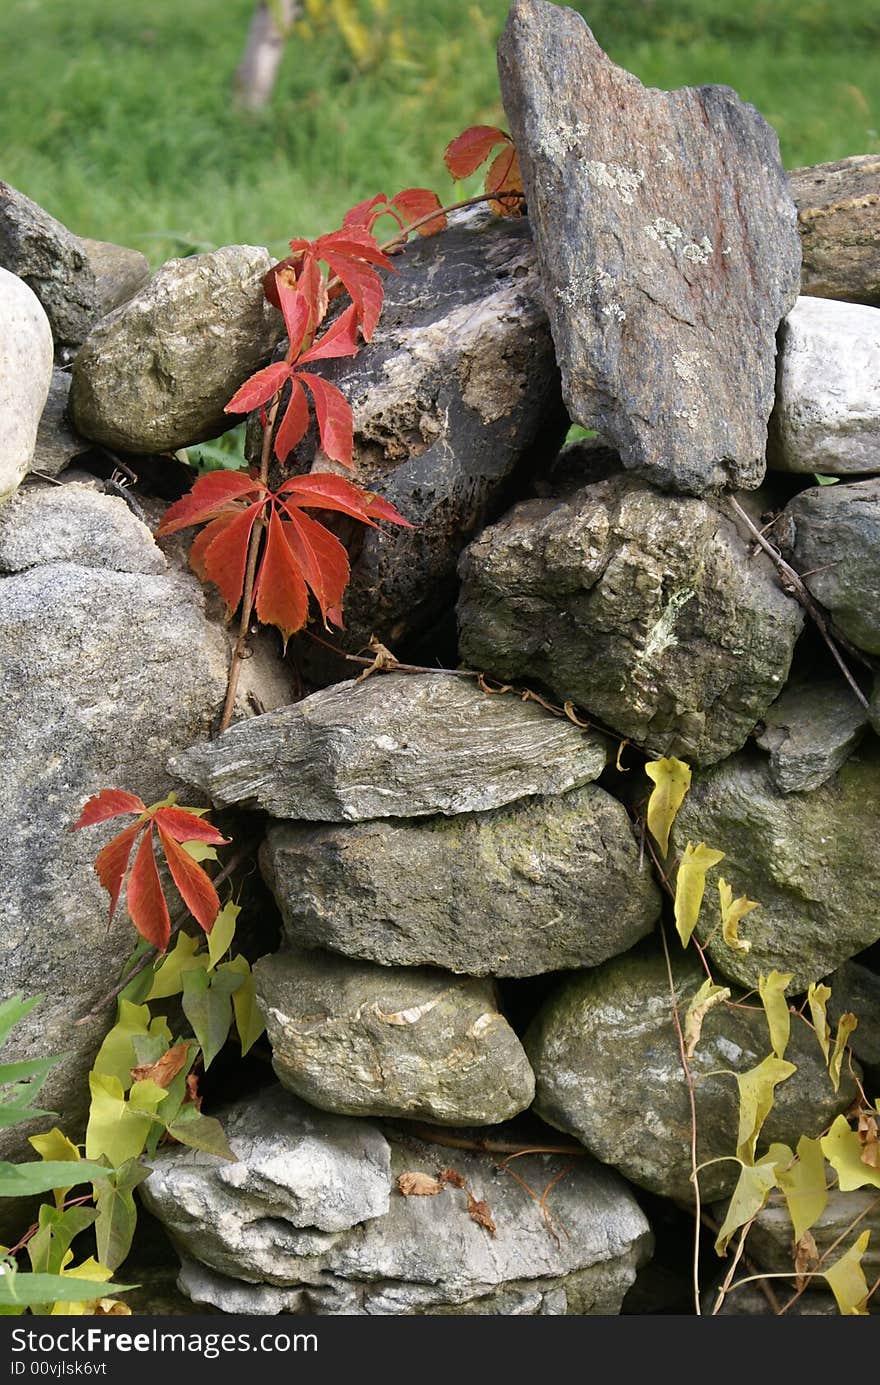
top-left (755, 678), bottom-right (868, 793)
top-left (497, 0), bottom-right (801, 496)
top-left (0, 182), bottom-right (147, 349)
top-left (170, 671), bottom-right (607, 820)
top-left (769, 297), bottom-right (880, 475)
top-left (261, 782), bottom-right (660, 977)
top-left (826, 960), bottom-right (880, 1069)
top-left (0, 481), bottom-right (165, 575)
top-left (253, 948), bottom-right (535, 1125)
top-left (274, 209), bottom-right (566, 663)
top-left (29, 369), bottom-right (86, 478)
top-left (525, 943), bottom-right (857, 1202)
top-left (141, 1086), bottom-right (652, 1314)
top-left (70, 246), bottom-right (284, 453)
top-left (780, 478), bottom-right (880, 654)
top-left (0, 266), bottom-right (54, 499)
top-left (673, 744), bottom-right (880, 991)
top-left (745, 1189), bottom-right (880, 1287)
top-left (789, 155), bottom-right (880, 306)
top-left (457, 475), bottom-right (803, 766)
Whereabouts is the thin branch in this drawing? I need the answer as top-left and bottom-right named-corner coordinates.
top-left (388, 1124), bottom-right (587, 1158)
top-left (659, 919), bottom-right (703, 1315)
top-left (776, 1193), bottom-right (880, 1314)
top-left (711, 1217), bottom-right (755, 1314)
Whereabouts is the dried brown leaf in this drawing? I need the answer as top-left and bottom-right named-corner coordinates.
top-left (795, 1229), bottom-right (819, 1289)
top-left (130, 1041), bottom-right (190, 1089)
top-left (397, 1171), bottom-right (444, 1197)
top-left (466, 1192), bottom-right (497, 1236)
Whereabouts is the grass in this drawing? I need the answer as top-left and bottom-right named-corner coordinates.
top-left (0, 0), bottom-right (877, 265)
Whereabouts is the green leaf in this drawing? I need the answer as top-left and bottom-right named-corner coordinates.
top-left (94, 1159), bottom-right (151, 1271)
top-left (182, 966), bottom-right (244, 1070)
top-left (221, 956), bottom-right (266, 1056)
top-left (207, 901), bottom-right (240, 969)
top-left (85, 1074), bottom-right (165, 1166)
top-left (829, 1012), bottom-right (858, 1093)
top-left (0, 1159), bottom-right (114, 1198)
top-left (27, 1205), bottom-right (97, 1277)
top-left (777, 1134), bottom-right (828, 1242)
top-left (822, 1230), bottom-right (871, 1314)
top-left (684, 978), bottom-right (730, 1058)
top-left (166, 1107), bottom-right (237, 1161)
top-left (714, 1148), bottom-right (785, 1255)
top-left (674, 842), bottom-right (725, 946)
top-left (821, 1115), bottom-right (880, 1191)
top-left (735, 1055), bottom-right (797, 1164)
top-left (814, 474), bottom-right (840, 486)
top-left (0, 1270), bottom-right (132, 1310)
top-left (644, 757), bottom-right (691, 856)
top-left (147, 931), bottom-right (208, 1001)
top-left (758, 970), bottom-right (793, 1059)
top-left (0, 995), bottom-right (41, 1049)
top-left (807, 982), bottom-right (832, 1063)
top-left (0, 1056), bottom-right (61, 1086)
top-left (718, 878), bottom-right (757, 954)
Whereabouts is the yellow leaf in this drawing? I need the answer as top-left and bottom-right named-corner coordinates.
top-left (146, 931), bottom-right (207, 1000)
top-left (85, 1074), bottom-right (164, 1167)
top-left (180, 841), bottom-right (218, 864)
top-left (777, 1135), bottom-right (828, 1242)
top-left (829, 1012), bottom-right (858, 1093)
top-left (645, 757), bottom-right (691, 856)
top-left (28, 1127), bottom-right (81, 1209)
top-left (207, 901), bottom-right (240, 970)
top-left (684, 979), bottom-right (730, 1057)
top-left (718, 878), bottom-right (758, 954)
top-left (714, 1149), bottom-right (784, 1255)
top-left (807, 982), bottom-right (832, 1063)
top-left (91, 1001), bottom-right (152, 1088)
top-left (50, 1255), bottom-right (114, 1317)
top-left (735, 1055), bottom-right (796, 1164)
top-left (821, 1115), bottom-right (880, 1191)
top-left (674, 842), bottom-right (725, 946)
top-left (822, 1230), bottom-right (872, 1314)
top-left (758, 970), bottom-right (793, 1059)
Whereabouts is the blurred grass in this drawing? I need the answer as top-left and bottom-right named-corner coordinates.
top-left (0, 0), bottom-right (877, 265)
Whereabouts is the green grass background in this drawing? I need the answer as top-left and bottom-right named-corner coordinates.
top-left (1, 0), bottom-right (877, 265)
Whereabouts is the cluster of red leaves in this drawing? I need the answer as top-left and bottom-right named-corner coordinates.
top-left (444, 125), bottom-right (523, 215)
top-left (157, 469), bottom-right (410, 645)
top-left (72, 790), bottom-right (228, 951)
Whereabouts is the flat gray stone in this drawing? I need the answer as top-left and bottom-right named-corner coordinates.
top-left (0, 481), bottom-right (165, 575)
top-left (261, 781), bottom-right (660, 977)
top-left (253, 948), bottom-right (535, 1125)
top-left (497, 0), bottom-right (800, 495)
top-left (29, 369), bottom-right (86, 478)
top-left (769, 297), bottom-right (880, 475)
top-left (673, 743), bottom-right (880, 992)
top-left (70, 245), bottom-right (284, 453)
top-left (457, 475), bottom-right (803, 766)
top-left (826, 960), bottom-right (880, 1069)
top-left (755, 678), bottom-right (867, 792)
top-left (780, 477), bottom-right (880, 655)
top-left (743, 1189), bottom-right (880, 1287)
top-left (789, 155), bottom-right (880, 307)
top-left (142, 1086), bottom-right (652, 1314)
top-left (170, 671), bottom-right (607, 821)
top-left (525, 943), bottom-right (857, 1202)
top-left (0, 266), bottom-right (54, 500)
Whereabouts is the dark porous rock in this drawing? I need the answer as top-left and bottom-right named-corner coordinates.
top-left (497, 0), bottom-right (801, 496)
top-left (755, 678), bottom-right (867, 793)
top-left (525, 944), bottom-right (856, 1203)
top-left (457, 475), bottom-right (803, 766)
top-left (260, 782), bottom-right (660, 977)
top-left (70, 245), bottom-right (284, 453)
top-left (141, 1086), bottom-right (652, 1315)
top-left (0, 182), bottom-right (148, 351)
top-left (826, 960), bottom-right (880, 1070)
top-left (253, 948), bottom-right (535, 1125)
top-left (279, 208), bottom-right (566, 662)
top-left (673, 744), bottom-right (880, 992)
top-left (29, 369), bottom-right (87, 478)
top-left (789, 155), bottom-right (880, 307)
top-left (170, 671), bottom-right (607, 821)
top-left (779, 478), bottom-right (880, 654)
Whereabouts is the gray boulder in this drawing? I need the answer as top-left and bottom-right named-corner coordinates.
top-left (457, 475), bottom-right (803, 766)
top-left (0, 266), bottom-right (54, 499)
top-left (755, 678), bottom-right (868, 793)
top-left (769, 298), bottom-right (880, 475)
top-left (779, 478), bottom-right (880, 654)
top-left (826, 960), bottom-right (880, 1070)
top-left (261, 782), bottom-right (660, 977)
top-left (141, 1086), bottom-right (652, 1315)
top-left (253, 948), bottom-right (535, 1125)
top-left (30, 370), bottom-right (86, 478)
top-left (0, 480), bottom-right (164, 575)
top-left (743, 1189), bottom-right (880, 1288)
top-left (525, 944), bottom-right (856, 1202)
top-left (673, 744), bottom-right (880, 992)
top-left (70, 245), bottom-right (283, 453)
top-left (789, 155), bottom-right (880, 307)
top-left (497, 0), bottom-right (800, 496)
top-left (170, 671), bottom-right (607, 820)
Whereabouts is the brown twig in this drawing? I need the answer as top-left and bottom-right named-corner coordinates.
top-left (711, 1217), bottom-right (756, 1314)
top-left (776, 1193), bottom-right (880, 1314)
top-left (700, 1211), bottom-right (781, 1313)
top-left (391, 1124), bottom-right (586, 1158)
top-left (659, 919), bottom-right (703, 1314)
top-left (6, 1195), bottom-right (95, 1259)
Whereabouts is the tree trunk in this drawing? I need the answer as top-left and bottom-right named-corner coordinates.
top-left (233, 0), bottom-right (299, 112)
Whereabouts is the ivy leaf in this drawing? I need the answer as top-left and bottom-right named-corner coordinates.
top-left (822, 1115), bottom-right (880, 1191)
top-left (28, 1128), bottom-right (81, 1208)
top-left (683, 978), bottom-right (730, 1058)
top-left (146, 931), bottom-right (207, 1001)
top-left (93, 1159), bottom-right (151, 1271)
top-left (822, 1230), bottom-right (872, 1315)
top-left (777, 1134), bottom-right (828, 1242)
top-left (391, 188), bottom-right (447, 236)
top-left (644, 756), bottom-right (691, 857)
top-left (807, 982), bottom-right (832, 1063)
top-left (674, 841), bottom-right (725, 946)
top-left (219, 956), bottom-right (266, 1056)
top-left (27, 1204), bottom-right (97, 1277)
top-left (130, 1041), bottom-right (191, 1090)
top-left (758, 970), bottom-right (793, 1059)
top-left (0, 1159), bottom-right (113, 1199)
top-left (714, 1149), bottom-right (784, 1255)
top-left (49, 1255), bottom-right (118, 1318)
top-left (85, 1074), bottom-right (166, 1166)
top-left (181, 967), bottom-right (244, 1070)
top-left (444, 125), bottom-right (511, 179)
top-left (91, 1000), bottom-right (170, 1091)
top-left (206, 902), bottom-right (239, 970)
top-left (718, 878), bottom-right (758, 954)
top-left (165, 1106), bottom-right (236, 1162)
top-left (0, 1269), bottom-right (132, 1312)
top-left (735, 1056), bottom-right (797, 1164)
top-left (829, 1012), bottom-right (858, 1093)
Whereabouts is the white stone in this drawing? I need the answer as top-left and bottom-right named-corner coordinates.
top-left (771, 296), bottom-right (880, 474)
top-left (0, 267), bottom-right (54, 500)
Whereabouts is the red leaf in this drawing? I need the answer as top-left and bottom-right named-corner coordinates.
top-left (156, 471), bottom-right (263, 537)
top-left (126, 827), bottom-right (172, 952)
top-left (305, 227), bottom-right (394, 271)
top-left (298, 304), bottom-right (361, 363)
top-left (363, 491), bottom-right (414, 527)
top-left (280, 472), bottom-right (400, 525)
top-left (195, 500), bottom-right (264, 613)
top-left (224, 360), bottom-right (291, 416)
top-left (444, 125), bottom-right (509, 179)
top-left (94, 820), bottom-right (144, 923)
top-left (319, 252), bottom-right (385, 341)
top-left (296, 254), bottom-right (329, 335)
top-left (298, 372), bottom-right (355, 467)
top-left (273, 377), bottom-right (311, 464)
top-left (343, 193), bottom-right (388, 228)
top-left (485, 144), bottom-right (523, 215)
top-left (262, 255), bottom-right (298, 309)
top-left (188, 513), bottom-right (238, 585)
top-left (253, 507), bottom-right (310, 645)
top-left (131, 1041), bottom-right (191, 1088)
top-left (280, 506), bottom-right (350, 621)
top-left (276, 279), bottom-right (311, 359)
top-left (152, 806), bottom-right (228, 846)
top-left (391, 188), bottom-right (447, 236)
top-left (157, 825), bottom-right (221, 934)
top-left (72, 789), bottom-right (146, 829)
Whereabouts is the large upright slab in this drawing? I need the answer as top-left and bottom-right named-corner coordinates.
top-left (497, 0), bottom-right (801, 496)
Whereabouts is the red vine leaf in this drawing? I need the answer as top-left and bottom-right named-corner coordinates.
top-left (444, 125), bottom-right (510, 179)
top-left (392, 188), bottom-right (447, 236)
top-left (486, 143), bottom-right (524, 216)
top-left (445, 125), bottom-right (523, 216)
